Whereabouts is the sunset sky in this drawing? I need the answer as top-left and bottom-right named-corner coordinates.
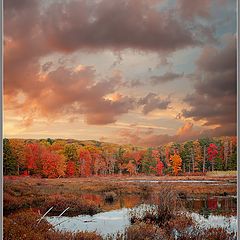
top-left (4, 0), bottom-right (237, 146)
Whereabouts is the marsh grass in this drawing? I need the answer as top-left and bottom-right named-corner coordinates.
top-left (4, 209), bottom-right (103, 240)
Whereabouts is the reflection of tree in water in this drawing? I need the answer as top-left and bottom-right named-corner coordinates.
top-left (199, 197), bottom-right (211, 219)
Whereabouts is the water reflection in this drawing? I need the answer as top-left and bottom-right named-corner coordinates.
top-left (185, 196), bottom-right (237, 217)
top-left (78, 192), bottom-right (237, 217)
top-left (46, 203), bottom-right (237, 237)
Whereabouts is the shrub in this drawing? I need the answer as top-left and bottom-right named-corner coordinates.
top-left (3, 210), bottom-right (51, 240)
top-left (126, 223), bottom-right (168, 240)
top-left (43, 194), bottom-right (101, 216)
top-left (45, 230), bottom-right (103, 240)
top-left (104, 191), bottom-right (117, 203)
top-left (179, 227), bottom-right (236, 240)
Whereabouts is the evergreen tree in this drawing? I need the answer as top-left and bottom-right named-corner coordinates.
top-left (3, 138), bottom-right (17, 175)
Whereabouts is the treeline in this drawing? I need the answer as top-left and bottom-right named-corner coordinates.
top-left (3, 137), bottom-right (237, 178)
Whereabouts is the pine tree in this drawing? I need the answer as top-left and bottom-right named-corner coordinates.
top-left (3, 138), bottom-right (18, 175)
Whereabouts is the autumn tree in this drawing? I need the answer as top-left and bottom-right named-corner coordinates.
top-left (25, 143), bottom-right (43, 175)
top-left (156, 160), bottom-right (164, 176)
top-left (207, 143), bottom-right (218, 171)
top-left (115, 147), bottom-right (125, 174)
top-left (78, 148), bottom-right (92, 177)
top-left (132, 150), bottom-right (145, 174)
top-left (170, 152), bottom-right (182, 176)
top-left (41, 149), bottom-right (66, 178)
top-left (125, 161), bottom-right (136, 175)
top-left (9, 139), bottom-right (26, 175)
top-left (66, 161), bottom-right (76, 176)
top-left (193, 140), bottom-right (202, 172)
top-left (151, 150), bottom-right (164, 175)
top-left (64, 144), bottom-right (78, 162)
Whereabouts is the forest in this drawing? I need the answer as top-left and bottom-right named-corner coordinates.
top-left (3, 136), bottom-right (237, 178)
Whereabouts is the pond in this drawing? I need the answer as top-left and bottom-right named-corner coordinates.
top-left (46, 194), bottom-right (237, 238)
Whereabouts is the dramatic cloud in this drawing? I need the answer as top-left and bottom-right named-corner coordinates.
top-left (182, 35), bottom-right (237, 135)
top-left (118, 121), bottom-right (234, 147)
top-left (138, 93), bottom-right (171, 114)
top-left (118, 122), bottom-right (201, 146)
top-left (5, 62), bottom-right (136, 125)
top-left (150, 72), bottom-right (184, 85)
top-left (3, 0), bottom-right (201, 127)
top-left (177, 0), bottom-right (211, 20)
top-left (42, 0), bottom-right (201, 53)
top-left (4, 0), bottom-right (237, 143)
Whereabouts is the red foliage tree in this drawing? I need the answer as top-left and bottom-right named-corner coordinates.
top-left (153, 150), bottom-right (164, 175)
top-left (41, 149), bottom-right (66, 178)
top-left (25, 143), bottom-right (43, 175)
top-left (156, 160), bottom-right (164, 175)
top-left (66, 161), bottom-right (76, 176)
top-left (207, 143), bottom-right (218, 171)
top-left (79, 149), bottom-right (92, 177)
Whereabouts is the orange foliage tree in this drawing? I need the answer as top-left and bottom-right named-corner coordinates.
top-left (125, 161), bottom-right (136, 175)
top-left (170, 152), bottom-right (182, 176)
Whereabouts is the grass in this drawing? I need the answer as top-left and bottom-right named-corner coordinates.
top-left (3, 175), bottom-right (237, 216)
top-left (3, 209), bottom-right (103, 240)
top-left (206, 171), bottom-right (237, 177)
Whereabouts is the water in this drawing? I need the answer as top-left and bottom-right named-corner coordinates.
top-left (47, 208), bottom-right (130, 236)
top-left (46, 195), bottom-right (237, 237)
top-left (121, 179), bottom-right (236, 185)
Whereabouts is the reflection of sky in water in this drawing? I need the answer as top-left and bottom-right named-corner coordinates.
top-left (47, 208), bottom-right (130, 236)
top-left (121, 179), bottom-right (234, 184)
top-left (190, 213), bottom-right (237, 234)
top-left (46, 204), bottom-right (237, 237)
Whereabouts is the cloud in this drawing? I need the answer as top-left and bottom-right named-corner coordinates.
top-left (118, 122), bottom-right (199, 146)
top-left (118, 121), bottom-right (234, 147)
top-left (177, 0), bottom-right (211, 20)
top-left (5, 64), bottom-right (136, 125)
top-left (150, 72), bottom-right (184, 85)
top-left (138, 93), bottom-right (171, 114)
top-left (182, 34), bottom-right (237, 135)
top-left (4, 0), bottom-right (236, 137)
top-left (42, 0), bottom-right (202, 53)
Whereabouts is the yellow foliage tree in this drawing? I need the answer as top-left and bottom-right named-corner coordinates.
top-left (170, 153), bottom-right (182, 176)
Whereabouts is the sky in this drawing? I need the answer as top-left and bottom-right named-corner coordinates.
top-left (3, 0), bottom-right (237, 146)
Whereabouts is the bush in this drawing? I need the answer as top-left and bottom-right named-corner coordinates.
top-left (126, 223), bottom-right (167, 240)
top-left (130, 186), bottom-right (183, 227)
top-left (104, 191), bottom-right (117, 203)
top-left (3, 210), bottom-right (51, 240)
top-left (179, 227), bottom-right (236, 240)
top-left (43, 194), bottom-right (101, 216)
top-left (4, 209), bottom-right (104, 240)
top-left (45, 231), bottom-right (103, 240)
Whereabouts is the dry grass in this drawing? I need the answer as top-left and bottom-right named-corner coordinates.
top-left (206, 171), bottom-right (237, 177)
top-left (4, 209), bottom-right (103, 240)
top-left (3, 175), bottom-right (236, 216)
